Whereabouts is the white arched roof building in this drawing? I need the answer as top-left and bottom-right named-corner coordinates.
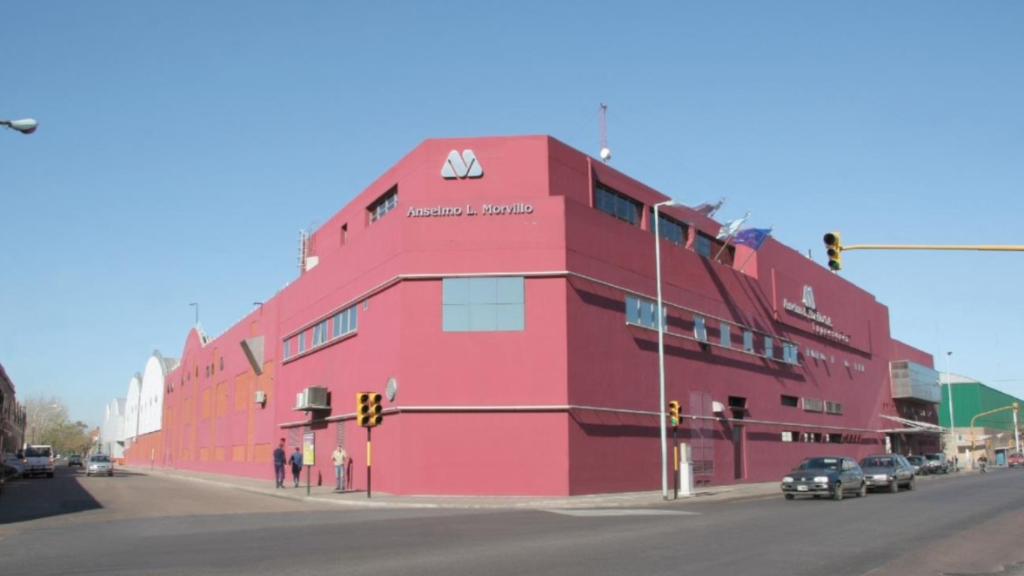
top-left (124, 373), bottom-right (142, 441)
top-left (100, 398), bottom-right (126, 458)
top-left (137, 350), bottom-right (179, 437)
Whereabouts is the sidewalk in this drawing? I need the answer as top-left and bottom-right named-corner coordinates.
top-left (122, 465), bottom-right (782, 509)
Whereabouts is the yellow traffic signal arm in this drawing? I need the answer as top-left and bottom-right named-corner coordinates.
top-left (969, 403), bottom-right (1019, 465)
top-left (842, 244), bottom-right (1024, 252)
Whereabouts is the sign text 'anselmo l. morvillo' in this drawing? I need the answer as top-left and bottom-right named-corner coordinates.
top-left (406, 203), bottom-right (534, 218)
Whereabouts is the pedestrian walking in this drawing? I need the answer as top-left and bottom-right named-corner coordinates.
top-left (273, 439), bottom-right (286, 488)
top-left (332, 444), bottom-right (348, 491)
top-left (289, 447), bottom-right (304, 487)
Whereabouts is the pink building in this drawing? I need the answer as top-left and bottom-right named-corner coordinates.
top-left (124, 135), bottom-right (941, 495)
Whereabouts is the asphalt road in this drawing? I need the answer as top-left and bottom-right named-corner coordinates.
top-left (2, 465), bottom-right (1023, 575)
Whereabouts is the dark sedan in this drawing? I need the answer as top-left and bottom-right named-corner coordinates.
top-left (781, 456), bottom-right (867, 501)
top-left (859, 454), bottom-right (915, 493)
top-left (907, 455), bottom-right (928, 475)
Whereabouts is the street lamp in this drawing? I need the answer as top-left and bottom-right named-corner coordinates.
top-left (654, 199), bottom-right (678, 500)
top-left (190, 302), bottom-right (199, 325)
top-left (1, 118), bottom-right (38, 135)
top-left (946, 351), bottom-right (956, 469)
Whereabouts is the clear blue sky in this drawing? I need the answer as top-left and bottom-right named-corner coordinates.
top-left (2, 1), bottom-right (1022, 427)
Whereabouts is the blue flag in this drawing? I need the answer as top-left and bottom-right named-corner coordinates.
top-left (732, 228), bottom-right (772, 250)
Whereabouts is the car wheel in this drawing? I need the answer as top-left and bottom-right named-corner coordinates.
top-left (832, 482), bottom-right (843, 501)
top-left (857, 482), bottom-right (867, 498)
top-left (889, 479), bottom-right (899, 494)
top-left (907, 477), bottom-right (915, 490)
top-left (86, 472), bottom-right (90, 477)
top-left (784, 493), bottom-right (795, 500)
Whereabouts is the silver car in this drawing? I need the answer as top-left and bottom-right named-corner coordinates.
top-left (859, 454), bottom-right (915, 493)
top-left (86, 454), bottom-right (114, 477)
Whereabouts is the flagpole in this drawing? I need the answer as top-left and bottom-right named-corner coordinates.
top-left (713, 212), bottom-right (750, 262)
top-left (737, 225), bottom-right (773, 273)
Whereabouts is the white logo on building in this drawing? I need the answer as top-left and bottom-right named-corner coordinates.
top-left (441, 150), bottom-right (484, 179)
top-left (802, 285), bottom-right (816, 310)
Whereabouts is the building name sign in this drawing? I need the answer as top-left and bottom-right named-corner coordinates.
top-left (407, 203), bottom-right (534, 218)
top-left (782, 285), bottom-right (851, 345)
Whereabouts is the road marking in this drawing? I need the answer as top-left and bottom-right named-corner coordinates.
top-left (542, 509), bottom-right (702, 517)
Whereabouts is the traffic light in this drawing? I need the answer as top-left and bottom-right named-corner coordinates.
top-left (823, 232), bottom-right (842, 271)
top-left (668, 400), bottom-right (680, 427)
top-left (356, 391), bottom-right (383, 427)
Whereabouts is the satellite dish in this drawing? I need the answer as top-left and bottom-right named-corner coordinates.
top-left (599, 147), bottom-right (612, 161)
top-left (385, 377), bottom-right (398, 402)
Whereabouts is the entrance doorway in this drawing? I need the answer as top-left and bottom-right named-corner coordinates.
top-left (732, 425), bottom-right (745, 480)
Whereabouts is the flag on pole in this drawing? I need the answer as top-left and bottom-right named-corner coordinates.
top-left (732, 228), bottom-right (772, 250)
top-left (716, 214), bottom-right (749, 240)
top-left (692, 197), bottom-right (726, 218)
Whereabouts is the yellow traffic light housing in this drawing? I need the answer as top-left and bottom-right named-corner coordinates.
top-left (357, 391), bottom-right (383, 427)
top-left (823, 232), bottom-right (842, 271)
top-left (668, 400), bottom-right (680, 427)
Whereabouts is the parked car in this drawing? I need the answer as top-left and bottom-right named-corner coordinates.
top-left (906, 455), bottom-right (928, 475)
top-left (68, 455), bottom-right (83, 467)
top-left (86, 454), bottom-right (114, 477)
top-left (1008, 453), bottom-right (1024, 468)
top-left (924, 453), bottom-right (949, 474)
top-left (2, 453), bottom-right (25, 479)
top-left (781, 456), bottom-right (866, 501)
top-left (859, 454), bottom-right (915, 493)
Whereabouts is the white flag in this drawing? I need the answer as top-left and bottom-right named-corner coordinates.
top-left (716, 214), bottom-right (749, 240)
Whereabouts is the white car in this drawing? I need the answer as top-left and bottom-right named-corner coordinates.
top-left (3, 453), bottom-right (25, 478)
top-left (86, 454), bottom-right (114, 477)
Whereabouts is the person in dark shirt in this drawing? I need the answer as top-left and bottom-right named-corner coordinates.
top-left (273, 439), bottom-right (286, 488)
top-left (289, 447), bottom-right (304, 487)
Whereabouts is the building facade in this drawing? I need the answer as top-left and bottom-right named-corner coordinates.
top-left (122, 135), bottom-right (943, 496)
top-left (940, 377), bottom-right (1023, 467)
top-left (99, 398), bottom-right (127, 461)
top-left (0, 363), bottom-right (26, 457)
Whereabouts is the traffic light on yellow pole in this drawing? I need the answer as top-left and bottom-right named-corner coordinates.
top-left (356, 392), bottom-right (383, 427)
top-left (823, 232), bottom-right (842, 271)
top-left (668, 400), bottom-right (680, 427)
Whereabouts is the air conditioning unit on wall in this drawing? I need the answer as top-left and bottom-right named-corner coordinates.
top-left (295, 386), bottom-right (330, 411)
top-left (254, 391), bottom-right (267, 405)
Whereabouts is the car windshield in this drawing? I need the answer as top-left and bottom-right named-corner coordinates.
top-left (860, 457), bottom-right (894, 468)
top-left (90, 455), bottom-right (110, 463)
top-left (25, 447), bottom-right (52, 457)
top-left (925, 454), bottom-right (943, 461)
top-left (799, 458), bottom-right (840, 471)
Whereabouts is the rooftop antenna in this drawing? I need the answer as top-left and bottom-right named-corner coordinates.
top-left (598, 103), bottom-right (611, 163)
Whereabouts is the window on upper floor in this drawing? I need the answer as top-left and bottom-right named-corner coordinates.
top-left (368, 186), bottom-right (398, 224)
top-left (594, 183), bottom-right (640, 226)
top-left (443, 277), bottom-right (524, 332)
top-left (625, 295), bottom-right (664, 331)
top-left (650, 209), bottom-right (687, 245)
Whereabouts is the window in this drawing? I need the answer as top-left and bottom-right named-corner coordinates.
top-left (443, 277), bottom-right (525, 332)
top-left (782, 342), bottom-right (799, 364)
top-left (330, 306), bottom-right (357, 339)
top-left (720, 323), bottom-right (731, 348)
top-left (219, 358), bottom-right (224, 371)
top-left (743, 330), bottom-right (754, 353)
top-left (283, 339), bottom-right (291, 359)
top-left (764, 336), bottom-right (774, 359)
top-left (650, 209), bottom-right (687, 245)
top-left (369, 186), bottom-right (398, 223)
top-left (298, 332), bottom-right (306, 353)
top-left (625, 295), bottom-right (664, 330)
top-left (694, 315), bottom-right (707, 342)
top-left (695, 234), bottom-right (713, 258)
top-left (728, 396), bottom-right (747, 420)
top-left (825, 401), bottom-right (843, 415)
top-left (781, 431), bottom-right (795, 442)
top-left (781, 395), bottom-right (799, 407)
top-left (594, 183), bottom-right (640, 226)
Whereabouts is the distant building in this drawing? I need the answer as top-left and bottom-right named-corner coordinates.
top-left (0, 362), bottom-right (26, 456)
top-left (100, 398), bottom-right (127, 461)
top-left (939, 376), bottom-right (1024, 467)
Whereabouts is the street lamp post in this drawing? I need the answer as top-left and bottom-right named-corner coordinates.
top-left (190, 302), bottom-right (199, 325)
top-left (654, 199), bottom-right (677, 500)
top-left (946, 351), bottom-right (956, 469)
top-left (1, 118), bottom-right (38, 135)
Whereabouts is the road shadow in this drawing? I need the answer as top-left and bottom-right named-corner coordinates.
top-left (0, 471), bottom-right (104, 525)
